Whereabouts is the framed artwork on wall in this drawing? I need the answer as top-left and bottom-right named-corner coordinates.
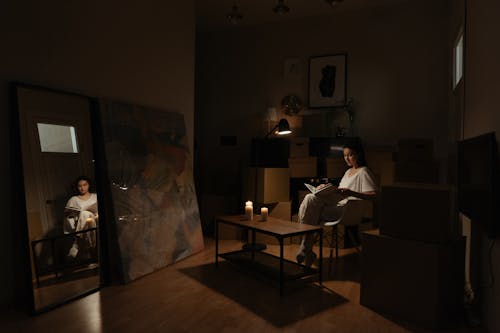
top-left (308, 54), bottom-right (347, 108)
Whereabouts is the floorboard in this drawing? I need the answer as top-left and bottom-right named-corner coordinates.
top-left (0, 238), bottom-right (485, 333)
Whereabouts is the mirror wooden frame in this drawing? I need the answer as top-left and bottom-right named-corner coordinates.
top-left (10, 82), bottom-right (105, 314)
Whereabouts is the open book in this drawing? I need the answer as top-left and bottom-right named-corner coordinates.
top-left (304, 183), bottom-right (337, 196)
top-left (65, 202), bottom-right (98, 214)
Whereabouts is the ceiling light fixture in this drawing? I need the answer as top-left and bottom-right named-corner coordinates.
top-left (324, 0), bottom-right (344, 7)
top-left (273, 0), bottom-right (290, 15)
top-left (226, 5), bottom-right (243, 24)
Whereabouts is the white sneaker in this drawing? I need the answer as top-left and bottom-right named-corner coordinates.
top-left (68, 244), bottom-right (79, 258)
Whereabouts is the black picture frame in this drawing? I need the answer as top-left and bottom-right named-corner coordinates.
top-left (308, 54), bottom-right (347, 108)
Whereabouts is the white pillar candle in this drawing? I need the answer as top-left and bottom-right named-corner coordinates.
top-left (245, 205), bottom-right (253, 221)
top-left (260, 207), bottom-right (268, 221)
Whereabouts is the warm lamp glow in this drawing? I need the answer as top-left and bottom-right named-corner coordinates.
top-left (266, 118), bottom-right (292, 138)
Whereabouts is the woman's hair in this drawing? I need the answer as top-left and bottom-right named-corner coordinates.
top-left (343, 142), bottom-right (367, 167)
top-left (74, 175), bottom-right (93, 193)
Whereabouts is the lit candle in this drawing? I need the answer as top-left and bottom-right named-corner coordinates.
top-left (245, 200), bottom-right (253, 207)
top-left (245, 205), bottom-right (253, 221)
top-left (260, 207), bottom-right (268, 221)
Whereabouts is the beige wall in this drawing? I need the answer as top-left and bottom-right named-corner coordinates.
top-left (196, 0), bottom-right (450, 195)
top-left (465, 0), bottom-right (500, 332)
top-left (0, 1), bottom-right (195, 306)
top-left (465, 0), bottom-right (500, 139)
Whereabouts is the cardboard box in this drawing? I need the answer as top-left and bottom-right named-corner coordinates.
top-left (360, 231), bottom-right (465, 330)
top-left (377, 162), bottom-right (395, 186)
top-left (395, 160), bottom-right (439, 184)
top-left (255, 201), bottom-right (292, 245)
top-left (397, 139), bottom-right (434, 162)
top-left (290, 137), bottom-right (309, 158)
top-left (365, 150), bottom-right (395, 166)
top-left (269, 201), bottom-right (291, 220)
top-left (289, 157), bottom-right (317, 178)
top-left (365, 149), bottom-right (396, 186)
top-left (326, 157), bottom-right (348, 178)
top-left (379, 183), bottom-right (458, 243)
top-left (242, 168), bottom-right (290, 204)
top-left (200, 195), bottom-right (242, 239)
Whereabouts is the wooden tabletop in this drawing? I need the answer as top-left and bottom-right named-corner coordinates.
top-left (216, 215), bottom-right (321, 237)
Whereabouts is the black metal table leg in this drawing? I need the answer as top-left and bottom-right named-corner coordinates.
top-left (251, 230), bottom-right (256, 261)
top-left (215, 219), bottom-right (219, 267)
top-left (215, 216), bottom-right (323, 297)
top-left (279, 237), bottom-right (284, 297)
top-left (318, 229), bottom-right (323, 286)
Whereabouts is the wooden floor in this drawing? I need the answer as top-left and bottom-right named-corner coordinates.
top-left (34, 271), bottom-right (100, 310)
top-left (0, 238), bottom-right (485, 333)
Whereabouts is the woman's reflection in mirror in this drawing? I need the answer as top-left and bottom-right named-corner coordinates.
top-left (64, 176), bottom-right (98, 258)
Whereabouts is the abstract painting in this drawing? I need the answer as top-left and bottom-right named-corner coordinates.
top-left (99, 100), bottom-right (204, 282)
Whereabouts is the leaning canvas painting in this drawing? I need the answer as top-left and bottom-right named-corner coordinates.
top-left (99, 100), bottom-right (204, 282)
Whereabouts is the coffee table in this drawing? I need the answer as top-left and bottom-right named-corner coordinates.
top-left (215, 215), bottom-right (323, 296)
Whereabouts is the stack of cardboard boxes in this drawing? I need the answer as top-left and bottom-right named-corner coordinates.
top-left (360, 140), bottom-right (465, 329)
top-left (288, 137), bottom-right (317, 178)
top-left (394, 139), bottom-right (439, 183)
top-left (287, 137), bottom-right (317, 244)
top-left (288, 136), bottom-right (318, 218)
top-left (241, 167), bottom-right (291, 244)
top-left (365, 148), bottom-right (395, 186)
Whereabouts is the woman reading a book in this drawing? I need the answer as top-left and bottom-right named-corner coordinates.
top-left (296, 142), bottom-right (377, 267)
top-left (64, 176), bottom-right (98, 257)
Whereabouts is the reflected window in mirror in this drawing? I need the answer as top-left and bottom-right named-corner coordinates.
top-left (37, 123), bottom-right (79, 153)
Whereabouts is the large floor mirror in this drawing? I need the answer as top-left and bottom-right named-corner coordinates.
top-left (13, 84), bottom-right (101, 312)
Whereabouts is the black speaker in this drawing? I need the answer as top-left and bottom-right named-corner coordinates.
top-left (250, 138), bottom-right (290, 167)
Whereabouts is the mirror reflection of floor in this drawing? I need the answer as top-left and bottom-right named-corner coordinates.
top-left (33, 265), bottom-right (100, 310)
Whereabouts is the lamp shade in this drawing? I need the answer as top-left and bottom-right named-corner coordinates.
top-left (265, 118), bottom-right (292, 138)
top-left (277, 119), bottom-right (291, 135)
